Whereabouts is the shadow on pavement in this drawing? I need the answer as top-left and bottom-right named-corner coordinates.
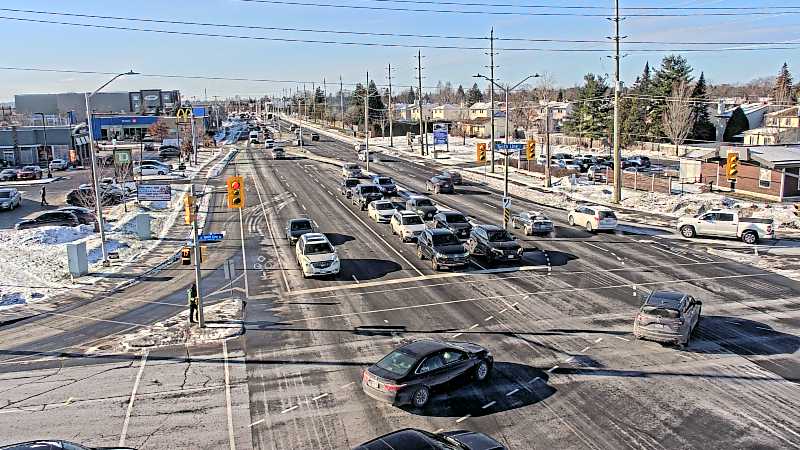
top-left (335, 258), bottom-right (403, 281)
top-left (325, 232), bottom-right (355, 246)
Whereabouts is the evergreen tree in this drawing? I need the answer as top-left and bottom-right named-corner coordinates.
top-left (404, 86), bottom-right (416, 104)
top-left (314, 86), bottom-right (325, 104)
top-left (649, 55), bottom-right (694, 139)
top-left (347, 83), bottom-right (367, 124)
top-left (619, 62), bottom-right (654, 146)
top-left (689, 72), bottom-right (715, 142)
top-left (562, 74), bottom-right (611, 143)
top-left (466, 83), bottom-right (484, 106)
top-left (773, 62), bottom-right (794, 105)
top-left (367, 80), bottom-right (385, 120)
top-left (723, 107), bottom-right (749, 142)
top-left (455, 84), bottom-right (466, 104)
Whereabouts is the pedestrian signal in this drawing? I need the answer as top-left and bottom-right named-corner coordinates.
top-left (181, 247), bottom-right (191, 265)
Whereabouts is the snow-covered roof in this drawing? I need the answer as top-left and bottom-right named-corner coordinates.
top-left (470, 102), bottom-right (492, 109)
top-left (748, 145), bottom-right (800, 168)
top-left (433, 104), bottom-right (463, 111)
top-left (721, 103), bottom-right (769, 118)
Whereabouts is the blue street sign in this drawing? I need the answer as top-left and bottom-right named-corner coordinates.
top-left (433, 129), bottom-right (448, 145)
top-left (494, 143), bottom-right (524, 150)
top-left (198, 233), bottom-right (224, 242)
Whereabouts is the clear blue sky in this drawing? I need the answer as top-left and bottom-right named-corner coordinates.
top-left (0, 0), bottom-right (797, 101)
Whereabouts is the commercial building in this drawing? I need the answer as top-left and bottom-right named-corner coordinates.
top-left (14, 89), bottom-right (181, 122)
top-left (0, 125), bottom-right (90, 166)
top-left (90, 107), bottom-right (207, 141)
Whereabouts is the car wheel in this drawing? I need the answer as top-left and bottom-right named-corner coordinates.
top-left (525, 226), bottom-right (532, 236)
top-left (435, 187), bottom-right (440, 194)
top-left (417, 247), bottom-right (424, 260)
top-left (585, 222), bottom-right (593, 233)
top-left (742, 231), bottom-right (758, 245)
top-left (680, 225), bottom-right (696, 238)
top-left (474, 360), bottom-right (491, 381)
top-left (568, 215), bottom-right (575, 226)
top-left (411, 386), bottom-right (430, 408)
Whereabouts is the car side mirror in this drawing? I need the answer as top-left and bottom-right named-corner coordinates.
top-left (695, 300), bottom-right (702, 306)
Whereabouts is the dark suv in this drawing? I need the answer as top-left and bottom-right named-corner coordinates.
top-left (416, 229), bottom-right (469, 271)
top-left (425, 175), bottom-right (454, 194)
top-left (466, 225), bottom-right (523, 265)
top-left (15, 211), bottom-right (80, 230)
top-left (372, 176), bottom-right (397, 196)
top-left (340, 177), bottom-right (360, 198)
top-left (432, 211), bottom-right (472, 240)
top-left (352, 184), bottom-right (383, 210)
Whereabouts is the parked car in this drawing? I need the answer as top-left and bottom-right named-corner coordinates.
top-left (587, 165), bottom-right (607, 182)
top-left (295, 232), bottom-right (340, 278)
top-left (285, 218), bottom-right (316, 244)
top-left (354, 428), bottom-right (506, 450)
top-left (65, 187), bottom-right (123, 207)
top-left (416, 229), bottom-right (469, 271)
top-left (425, 176), bottom-right (454, 194)
top-left (633, 290), bottom-right (702, 348)
top-left (677, 209), bottom-right (774, 244)
top-left (310, 132), bottom-right (320, 141)
top-left (372, 176), bottom-right (397, 196)
top-left (15, 211), bottom-right (80, 230)
top-left (137, 160), bottom-right (172, 172)
top-left (133, 163), bottom-right (169, 176)
top-left (56, 206), bottom-right (96, 226)
top-left (567, 205), bottom-right (618, 232)
top-left (625, 156), bottom-right (651, 168)
top-left (466, 225), bottom-right (523, 265)
top-left (340, 177), bottom-right (360, 198)
top-left (1, 440), bottom-right (136, 450)
top-left (432, 211), bottom-right (472, 240)
top-left (572, 156), bottom-right (594, 172)
top-left (158, 146), bottom-right (181, 158)
top-left (342, 163), bottom-right (362, 178)
top-left (361, 339), bottom-right (493, 408)
top-left (0, 168), bottom-right (17, 181)
top-left (17, 165), bottom-right (42, 180)
top-left (368, 199), bottom-right (396, 223)
top-left (352, 184), bottom-right (383, 210)
top-left (390, 210), bottom-right (427, 242)
top-left (511, 211), bottom-right (554, 236)
top-left (440, 170), bottom-right (462, 185)
top-left (404, 195), bottom-right (437, 220)
top-left (48, 159), bottom-right (68, 171)
top-left (0, 188), bottom-right (22, 210)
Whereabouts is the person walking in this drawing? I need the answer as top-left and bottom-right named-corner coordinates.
top-left (40, 186), bottom-right (48, 207)
top-left (187, 282), bottom-right (199, 324)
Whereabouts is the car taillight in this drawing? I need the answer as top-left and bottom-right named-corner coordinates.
top-left (594, 215), bottom-right (600, 223)
top-left (383, 383), bottom-right (405, 392)
top-left (362, 369), bottom-right (369, 382)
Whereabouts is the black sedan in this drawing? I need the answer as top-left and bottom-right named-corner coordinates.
top-left (340, 177), bottom-right (360, 198)
top-left (158, 145), bottom-right (181, 158)
top-left (285, 218), bottom-right (315, 244)
top-left (466, 225), bottom-right (523, 266)
top-left (15, 211), bottom-right (81, 230)
top-left (57, 206), bottom-right (97, 226)
top-left (426, 175), bottom-right (454, 194)
top-left (362, 339), bottom-right (492, 408)
top-left (66, 187), bottom-right (123, 207)
top-left (354, 428), bottom-right (505, 450)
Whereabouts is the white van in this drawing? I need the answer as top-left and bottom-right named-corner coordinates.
top-left (249, 131), bottom-right (259, 144)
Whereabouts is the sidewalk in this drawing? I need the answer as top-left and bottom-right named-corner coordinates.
top-left (0, 146), bottom-right (235, 323)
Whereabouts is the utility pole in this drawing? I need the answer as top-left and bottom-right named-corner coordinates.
top-left (339, 75), bottom-right (345, 130)
top-left (190, 183), bottom-right (205, 328)
top-left (545, 104), bottom-right (552, 188)
top-left (489, 27), bottom-right (496, 173)
top-left (364, 71), bottom-right (370, 173)
top-left (323, 77), bottom-right (328, 126)
top-left (311, 82), bottom-right (316, 123)
top-left (611, 0), bottom-right (623, 203)
top-left (190, 109), bottom-right (197, 166)
top-left (416, 50), bottom-right (425, 155)
top-left (388, 63), bottom-right (394, 147)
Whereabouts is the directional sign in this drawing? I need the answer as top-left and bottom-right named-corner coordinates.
top-left (198, 233), bottom-right (224, 242)
top-left (494, 143), bottom-right (525, 150)
top-left (502, 196), bottom-right (511, 209)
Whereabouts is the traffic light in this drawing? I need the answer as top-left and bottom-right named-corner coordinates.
top-left (526, 139), bottom-right (536, 161)
top-left (726, 153), bottom-right (739, 180)
top-left (184, 194), bottom-right (195, 225)
top-left (476, 142), bottom-right (487, 162)
top-left (226, 176), bottom-right (245, 209)
top-left (181, 247), bottom-right (191, 265)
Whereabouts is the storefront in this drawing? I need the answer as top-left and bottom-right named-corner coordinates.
top-left (90, 115), bottom-right (160, 140)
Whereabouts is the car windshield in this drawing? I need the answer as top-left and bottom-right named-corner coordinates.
top-left (303, 242), bottom-right (333, 255)
top-left (0, 191), bottom-right (10, 198)
top-left (415, 199), bottom-right (434, 207)
top-left (291, 221), bottom-right (312, 231)
top-left (360, 186), bottom-right (380, 194)
top-left (598, 211), bottom-right (617, 219)
top-left (445, 214), bottom-right (467, 223)
top-left (402, 215), bottom-right (423, 225)
top-left (345, 180), bottom-right (359, 187)
top-left (487, 230), bottom-right (513, 242)
top-left (375, 202), bottom-right (394, 210)
top-left (377, 178), bottom-right (392, 184)
top-left (642, 306), bottom-right (680, 319)
top-left (374, 350), bottom-right (417, 377)
top-left (432, 233), bottom-right (460, 246)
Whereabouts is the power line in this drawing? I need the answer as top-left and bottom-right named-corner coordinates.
top-left (5, 8), bottom-right (799, 47)
top-left (337, 0), bottom-right (800, 11)
top-left (2, 15), bottom-right (798, 53)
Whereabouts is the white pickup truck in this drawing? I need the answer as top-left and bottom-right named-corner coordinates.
top-left (677, 209), bottom-right (775, 244)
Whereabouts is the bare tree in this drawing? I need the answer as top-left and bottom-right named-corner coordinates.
top-left (536, 72), bottom-right (557, 102)
top-left (663, 81), bottom-right (695, 154)
top-left (147, 119), bottom-right (170, 142)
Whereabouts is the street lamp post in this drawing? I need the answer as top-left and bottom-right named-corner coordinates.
top-left (85, 70), bottom-right (138, 266)
top-left (474, 73), bottom-right (539, 226)
top-left (34, 113), bottom-right (48, 166)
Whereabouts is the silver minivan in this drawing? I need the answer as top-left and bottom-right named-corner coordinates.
top-left (633, 291), bottom-right (702, 348)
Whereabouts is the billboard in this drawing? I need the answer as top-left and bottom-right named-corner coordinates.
top-left (433, 123), bottom-right (448, 145)
top-left (137, 184), bottom-right (172, 202)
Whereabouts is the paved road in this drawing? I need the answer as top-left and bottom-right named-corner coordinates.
top-left (1, 132), bottom-right (799, 449)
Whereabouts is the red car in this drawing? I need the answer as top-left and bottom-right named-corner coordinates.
top-left (16, 165), bottom-right (42, 180)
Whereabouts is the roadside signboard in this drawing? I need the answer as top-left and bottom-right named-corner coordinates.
top-left (137, 184), bottom-right (171, 202)
top-left (433, 129), bottom-right (448, 145)
top-left (502, 196), bottom-right (511, 209)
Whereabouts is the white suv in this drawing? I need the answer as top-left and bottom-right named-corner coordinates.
top-left (49, 159), bottom-right (68, 171)
top-left (368, 200), bottom-right (396, 223)
top-left (390, 210), bottom-right (427, 242)
top-left (295, 233), bottom-right (340, 278)
top-left (567, 205), bottom-right (618, 232)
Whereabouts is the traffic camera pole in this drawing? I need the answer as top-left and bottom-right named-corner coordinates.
top-left (190, 183), bottom-right (205, 328)
top-left (365, 70), bottom-right (370, 174)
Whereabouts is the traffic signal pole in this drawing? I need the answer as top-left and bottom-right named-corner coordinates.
top-left (190, 183), bottom-right (205, 328)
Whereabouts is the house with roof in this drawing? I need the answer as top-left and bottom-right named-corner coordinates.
top-left (743, 106), bottom-right (800, 145)
top-left (410, 102), bottom-right (435, 122)
top-left (431, 104), bottom-right (466, 122)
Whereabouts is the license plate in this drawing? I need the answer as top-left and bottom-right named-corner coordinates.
top-left (508, 255), bottom-right (515, 259)
top-left (368, 379), bottom-right (380, 389)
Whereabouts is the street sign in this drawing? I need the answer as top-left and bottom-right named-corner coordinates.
top-left (198, 233), bottom-right (224, 242)
top-left (433, 129), bottom-right (448, 145)
top-left (137, 184), bottom-right (171, 202)
top-left (502, 196), bottom-right (511, 209)
top-left (495, 143), bottom-right (525, 150)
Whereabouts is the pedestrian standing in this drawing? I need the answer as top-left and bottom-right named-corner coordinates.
top-left (47, 167), bottom-right (52, 179)
top-left (187, 283), bottom-right (199, 324)
top-left (40, 186), bottom-right (48, 207)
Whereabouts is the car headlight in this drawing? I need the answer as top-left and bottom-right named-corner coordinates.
top-left (0, 203), bottom-right (8, 207)
top-left (491, 248), bottom-right (504, 254)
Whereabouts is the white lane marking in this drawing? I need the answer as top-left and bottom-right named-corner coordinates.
top-left (451, 333), bottom-right (463, 339)
top-left (580, 346), bottom-right (590, 353)
top-left (339, 382), bottom-right (355, 389)
top-left (251, 174), bottom-right (291, 293)
top-left (312, 393), bottom-right (330, 401)
top-left (434, 428), bottom-right (445, 434)
top-left (455, 414), bottom-right (471, 423)
top-left (482, 401), bottom-right (497, 409)
top-left (468, 323), bottom-right (480, 330)
top-left (614, 336), bottom-right (630, 342)
top-left (594, 337), bottom-right (603, 343)
top-left (651, 243), bottom-right (699, 262)
top-left (281, 405), bottom-right (299, 414)
top-left (484, 316), bottom-right (494, 322)
top-left (223, 341), bottom-right (236, 450)
top-left (547, 365), bottom-right (559, 373)
top-left (482, 202), bottom-right (498, 209)
top-left (326, 190), bottom-right (333, 195)
top-left (564, 356), bottom-right (575, 363)
top-left (498, 308), bottom-right (508, 314)
top-left (471, 259), bottom-right (488, 271)
top-left (506, 388), bottom-right (520, 397)
top-left (584, 242), bottom-right (608, 252)
top-left (510, 302), bottom-right (519, 308)
top-left (352, 275), bottom-right (360, 284)
top-left (250, 419), bottom-right (265, 427)
top-left (119, 350), bottom-right (148, 447)
top-left (529, 377), bottom-right (541, 384)
top-left (334, 198), bottom-right (424, 276)
top-left (301, 203), bottom-right (307, 211)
